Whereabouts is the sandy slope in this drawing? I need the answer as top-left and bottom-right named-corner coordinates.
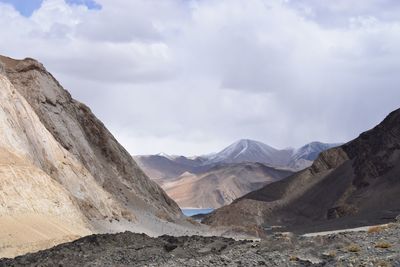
top-left (0, 147), bottom-right (92, 258)
top-left (0, 215), bottom-right (90, 259)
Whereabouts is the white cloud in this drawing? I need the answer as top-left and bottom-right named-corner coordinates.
top-left (0, 0), bottom-right (400, 155)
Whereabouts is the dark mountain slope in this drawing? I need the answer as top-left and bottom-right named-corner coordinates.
top-left (204, 108), bottom-right (400, 233)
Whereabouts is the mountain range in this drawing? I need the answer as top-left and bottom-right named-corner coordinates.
top-left (204, 108), bottom-right (400, 235)
top-left (204, 139), bottom-right (341, 170)
top-left (135, 139), bottom-right (340, 208)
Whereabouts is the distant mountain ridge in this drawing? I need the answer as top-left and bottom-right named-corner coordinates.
top-left (202, 139), bottom-right (341, 170)
top-left (135, 139), bottom-right (340, 208)
top-left (135, 139), bottom-right (341, 180)
top-left (134, 154), bottom-right (208, 182)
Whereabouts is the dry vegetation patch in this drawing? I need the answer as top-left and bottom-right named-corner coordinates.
top-left (347, 244), bottom-right (361, 253)
top-left (375, 242), bottom-right (392, 249)
top-left (368, 225), bottom-right (387, 234)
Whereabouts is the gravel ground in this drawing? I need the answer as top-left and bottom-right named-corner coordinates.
top-left (1, 221), bottom-right (399, 267)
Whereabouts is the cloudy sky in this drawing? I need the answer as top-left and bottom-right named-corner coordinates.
top-left (0, 0), bottom-right (400, 156)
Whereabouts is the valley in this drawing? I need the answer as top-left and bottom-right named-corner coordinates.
top-left (1, 0), bottom-right (400, 265)
top-left (0, 55), bottom-right (399, 267)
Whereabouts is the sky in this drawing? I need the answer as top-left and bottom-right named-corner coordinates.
top-left (0, 0), bottom-right (399, 156)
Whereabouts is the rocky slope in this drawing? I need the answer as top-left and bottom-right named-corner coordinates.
top-left (204, 109), bottom-right (400, 234)
top-left (2, 220), bottom-right (399, 266)
top-left (0, 55), bottom-right (186, 258)
top-left (163, 163), bottom-right (293, 208)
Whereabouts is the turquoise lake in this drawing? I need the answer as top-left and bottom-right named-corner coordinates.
top-left (181, 208), bottom-right (214, 217)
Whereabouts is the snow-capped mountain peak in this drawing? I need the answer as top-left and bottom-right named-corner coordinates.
top-left (138, 140), bottom-right (342, 175)
top-left (205, 139), bottom-right (280, 165)
top-left (203, 139), bottom-right (342, 170)
top-left (156, 152), bottom-right (179, 160)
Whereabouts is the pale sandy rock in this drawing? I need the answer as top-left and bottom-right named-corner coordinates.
top-left (0, 143), bottom-right (93, 258)
top-left (0, 74), bottom-right (128, 222)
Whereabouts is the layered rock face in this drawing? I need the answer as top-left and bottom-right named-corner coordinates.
top-left (204, 109), bottom-right (400, 234)
top-left (0, 55), bottom-right (182, 258)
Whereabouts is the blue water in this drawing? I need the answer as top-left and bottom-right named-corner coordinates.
top-left (182, 208), bottom-right (214, 217)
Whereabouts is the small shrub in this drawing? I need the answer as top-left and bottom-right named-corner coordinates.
top-left (368, 225), bottom-right (387, 233)
top-left (289, 256), bottom-right (299, 261)
top-left (347, 244), bottom-right (361, 252)
top-left (368, 226), bottom-right (380, 233)
top-left (322, 250), bottom-right (337, 259)
top-left (376, 260), bottom-right (391, 267)
top-left (327, 251), bottom-right (336, 257)
top-left (375, 242), bottom-right (392, 249)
